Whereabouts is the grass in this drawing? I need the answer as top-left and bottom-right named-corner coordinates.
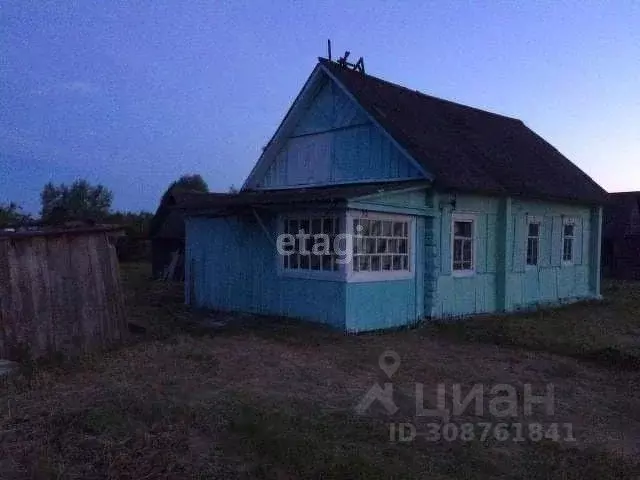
top-left (430, 280), bottom-right (640, 369)
top-left (1, 262), bottom-right (639, 478)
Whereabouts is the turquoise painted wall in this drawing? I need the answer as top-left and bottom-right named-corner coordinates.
top-left (431, 194), bottom-right (500, 318)
top-left (256, 78), bottom-right (423, 189)
top-left (430, 193), bottom-right (599, 319)
top-left (185, 188), bottom-right (431, 332)
top-left (184, 188), bottom-right (601, 330)
top-left (185, 215), bottom-right (347, 329)
top-left (345, 215), bottom-right (426, 332)
top-left (506, 199), bottom-right (593, 309)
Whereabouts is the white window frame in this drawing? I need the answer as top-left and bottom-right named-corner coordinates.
top-left (346, 210), bottom-right (415, 283)
top-left (526, 216), bottom-right (542, 268)
top-left (276, 213), bottom-right (346, 281)
top-left (562, 218), bottom-right (575, 265)
top-left (451, 214), bottom-right (475, 277)
top-left (276, 210), bottom-right (415, 282)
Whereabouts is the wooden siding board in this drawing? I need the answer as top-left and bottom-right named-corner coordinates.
top-left (256, 77), bottom-right (423, 189)
top-left (432, 194), bottom-right (598, 318)
top-left (0, 232), bottom-right (126, 361)
top-left (185, 216), bottom-right (347, 329)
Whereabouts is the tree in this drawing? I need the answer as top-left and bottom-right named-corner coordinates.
top-left (40, 180), bottom-right (113, 223)
top-left (0, 202), bottom-right (30, 228)
top-left (159, 174), bottom-right (209, 206)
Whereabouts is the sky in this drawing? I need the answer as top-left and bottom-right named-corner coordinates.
top-left (1, 1), bottom-right (639, 214)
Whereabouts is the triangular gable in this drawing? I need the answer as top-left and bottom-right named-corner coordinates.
top-left (243, 65), bottom-right (430, 190)
top-left (292, 80), bottom-right (369, 136)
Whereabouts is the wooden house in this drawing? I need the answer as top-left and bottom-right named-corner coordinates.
top-left (180, 58), bottom-right (607, 332)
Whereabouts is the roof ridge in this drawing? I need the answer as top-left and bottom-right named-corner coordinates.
top-left (318, 58), bottom-right (521, 123)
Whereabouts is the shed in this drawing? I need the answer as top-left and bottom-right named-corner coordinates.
top-left (0, 225), bottom-right (127, 360)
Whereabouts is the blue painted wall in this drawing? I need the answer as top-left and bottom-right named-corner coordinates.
top-left (186, 188), bottom-right (431, 332)
top-left (185, 188), bottom-right (602, 330)
top-left (256, 77), bottom-right (423, 189)
top-left (186, 215), bottom-right (347, 329)
top-left (431, 194), bottom-right (500, 318)
top-left (429, 193), bottom-right (599, 319)
top-left (345, 214), bottom-right (426, 332)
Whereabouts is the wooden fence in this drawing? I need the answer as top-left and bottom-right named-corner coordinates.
top-left (0, 227), bottom-right (128, 361)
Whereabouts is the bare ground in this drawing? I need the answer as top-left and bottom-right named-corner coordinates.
top-left (1, 263), bottom-right (639, 479)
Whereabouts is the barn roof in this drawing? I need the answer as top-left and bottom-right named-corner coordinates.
top-left (318, 59), bottom-right (607, 205)
top-left (149, 190), bottom-right (218, 240)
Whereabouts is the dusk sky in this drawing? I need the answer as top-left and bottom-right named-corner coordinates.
top-left (2, 1), bottom-right (638, 214)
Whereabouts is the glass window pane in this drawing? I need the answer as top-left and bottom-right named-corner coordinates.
top-left (402, 256), bottom-right (409, 270)
top-left (457, 221), bottom-right (472, 238)
top-left (393, 222), bottom-right (404, 237)
top-left (322, 255), bottom-right (332, 271)
top-left (382, 221), bottom-right (392, 236)
top-left (564, 224), bottom-right (574, 236)
top-left (371, 256), bottom-right (381, 271)
top-left (300, 255), bottom-right (310, 269)
top-left (310, 254), bottom-right (321, 270)
top-left (398, 239), bottom-right (408, 254)
top-left (393, 255), bottom-right (402, 270)
top-left (324, 218), bottom-right (334, 234)
top-left (453, 239), bottom-right (463, 262)
top-left (361, 255), bottom-right (370, 271)
top-left (376, 239), bottom-right (387, 253)
top-left (382, 255), bottom-right (392, 270)
top-left (299, 220), bottom-right (309, 234)
top-left (366, 238), bottom-right (376, 254)
top-left (463, 240), bottom-right (472, 262)
top-left (529, 223), bottom-right (539, 237)
top-left (371, 220), bottom-right (381, 236)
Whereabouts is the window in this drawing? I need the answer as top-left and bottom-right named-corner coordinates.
top-left (562, 223), bottom-right (575, 263)
top-left (452, 217), bottom-right (474, 272)
top-left (281, 216), bottom-right (341, 272)
top-left (352, 218), bottom-right (410, 273)
top-left (526, 222), bottom-right (540, 266)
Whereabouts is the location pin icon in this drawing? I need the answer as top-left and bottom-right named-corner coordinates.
top-left (379, 350), bottom-right (401, 378)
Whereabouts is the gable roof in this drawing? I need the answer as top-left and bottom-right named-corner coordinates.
top-left (318, 59), bottom-right (607, 204)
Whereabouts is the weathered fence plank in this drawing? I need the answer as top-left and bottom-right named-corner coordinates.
top-left (0, 227), bottom-right (127, 360)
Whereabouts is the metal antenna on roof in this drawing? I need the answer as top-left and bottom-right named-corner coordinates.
top-left (336, 49), bottom-right (365, 75)
top-left (327, 39), bottom-right (332, 61)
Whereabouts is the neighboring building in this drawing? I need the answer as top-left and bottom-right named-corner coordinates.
top-left (181, 58), bottom-right (607, 332)
top-left (603, 192), bottom-right (640, 280)
top-left (150, 190), bottom-right (224, 280)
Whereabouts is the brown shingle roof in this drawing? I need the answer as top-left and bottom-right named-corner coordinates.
top-left (319, 59), bottom-right (607, 204)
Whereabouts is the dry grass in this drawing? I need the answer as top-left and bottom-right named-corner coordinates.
top-left (1, 263), bottom-right (639, 479)
top-left (430, 280), bottom-right (640, 369)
